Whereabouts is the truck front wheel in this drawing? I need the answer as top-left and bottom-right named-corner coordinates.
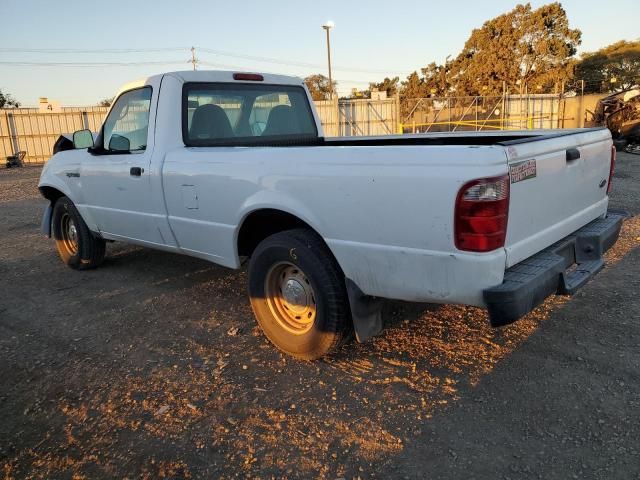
top-left (248, 229), bottom-right (351, 360)
top-left (51, 196), bottom-right (106, 270)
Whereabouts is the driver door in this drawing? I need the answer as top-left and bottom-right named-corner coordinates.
top-left (80, 83), bottom-right (165, 245)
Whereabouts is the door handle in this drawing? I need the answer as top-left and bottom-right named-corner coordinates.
top-left (130, 167), bottom-right (144, 176)
top-left (566, 148), bottom-right (580, 162)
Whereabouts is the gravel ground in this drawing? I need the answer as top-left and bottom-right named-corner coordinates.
top-left (0, 153), bottom-right (639, 479)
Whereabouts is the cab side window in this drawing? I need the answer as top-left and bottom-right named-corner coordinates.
top-left (103, 87), bottom-right (152, 152)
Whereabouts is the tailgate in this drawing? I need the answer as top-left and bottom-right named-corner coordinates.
top-left (503, 128), bottom-right (613, 267)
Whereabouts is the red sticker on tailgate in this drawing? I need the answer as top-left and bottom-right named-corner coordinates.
top-left (509, 159), bottom-right (537, 184)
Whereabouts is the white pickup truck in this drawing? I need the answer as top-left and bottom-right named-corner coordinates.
top-left (39, 70), bottom-right (624, 359)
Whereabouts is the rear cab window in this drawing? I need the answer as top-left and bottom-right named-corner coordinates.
top-left (182, 83), bottom-right (317, 146)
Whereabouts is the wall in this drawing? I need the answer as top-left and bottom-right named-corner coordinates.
top-left (562, 93), bottom-right (610, 128)
top-left (1, 107), bottom-right (108, 164)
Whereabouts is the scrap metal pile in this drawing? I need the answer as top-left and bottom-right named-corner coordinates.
top-left (593, 89), bottom-right (640, 154)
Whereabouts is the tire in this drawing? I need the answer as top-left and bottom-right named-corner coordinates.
top-left (248, 228), bottom-right (351, 360)
top-left (51, 196), bottom-right (106, 270)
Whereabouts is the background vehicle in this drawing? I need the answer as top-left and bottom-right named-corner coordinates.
top-left (38, 70), bottom-right (623, 359)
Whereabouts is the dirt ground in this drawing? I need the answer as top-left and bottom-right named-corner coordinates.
top-left (1, 153), bottom-right (639, 480)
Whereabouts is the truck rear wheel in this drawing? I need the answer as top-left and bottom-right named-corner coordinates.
top-left (248, 229), bottom-right (351, 360)
top-left (52, 196), bottom-right (105, 270)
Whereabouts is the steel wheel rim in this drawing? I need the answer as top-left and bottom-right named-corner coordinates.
top-left (264, 261), bottom-right (316, 335)
top-left (60, 213), bottom-right (78, 255)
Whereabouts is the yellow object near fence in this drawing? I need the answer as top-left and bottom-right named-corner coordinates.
top-left (398, 115), bottom-right (553, 134)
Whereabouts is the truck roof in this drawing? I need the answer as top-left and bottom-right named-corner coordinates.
top-left (117, 70), bottom-right (306, 96)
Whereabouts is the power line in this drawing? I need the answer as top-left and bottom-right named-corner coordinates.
top-left (3, 54), bottom-right (602, 90)
top-left (197, 46), bottom-right (399, 74)
top-left (197, 60), bottom-right (373, 84)
top-left (0, 47), bottom-right (186, 53)
top-left (0, 45), bottom-right (412, 76)
top-left (0, 58), bottom-right (374, 85)
top-left (0, 60), bottom-right (187, 67)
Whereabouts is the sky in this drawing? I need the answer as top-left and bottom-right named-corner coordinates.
top-left (0, 0), bottom-right (638, 106)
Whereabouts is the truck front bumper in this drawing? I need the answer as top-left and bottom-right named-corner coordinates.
top-left (483, 210), bottom-right (626, 327)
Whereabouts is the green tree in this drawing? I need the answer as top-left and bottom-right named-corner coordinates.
top-left (98, 96), bottom-right (114, 107)
top-left (369, 77), bottom-right (400, 97)
top-left (449, 2), bottom-right (581, 95)
top-left (398, 71), bottom-right (432, 119)
top-left (304, 74), bottom-right (337, 101)
top-left (399, 63), bottom-right (450, 101)
top-left (576, 40), bottom-right (640, 93)
top-left (400, 71), bottom-right (429, 99)
top-left (420, 62), bottom-right (450, 96)
top-left (0, 89), bottom-right (20, 108)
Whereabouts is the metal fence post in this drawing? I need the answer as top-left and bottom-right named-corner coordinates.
top-left (337, 99), bottom-right (340, 136)
top-left (395, 93), bottom-right (401, 134)
top-left (475, 96), bottom-right (478, 131)
top-left (0, 112), bottom-right (6, 160)
top-left (81, 111), bottom-right (89, 130)
top-left (501, 82), bottom-right (506, 130)
top-left (7, 112), bottom-right (19, 156)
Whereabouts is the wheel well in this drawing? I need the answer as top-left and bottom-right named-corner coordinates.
top-left (39, 186), bottom-right (65, 204)
top-left (237, 209), bottom-right (315, 258)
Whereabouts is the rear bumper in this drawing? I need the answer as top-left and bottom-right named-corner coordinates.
top-left (483, 210), bottom-right (626, 327)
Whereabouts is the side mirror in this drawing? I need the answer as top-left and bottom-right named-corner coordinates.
top-left (108, 134), bottom-right (130, 152)
top-left (72, 129), bottom-right (94, 149)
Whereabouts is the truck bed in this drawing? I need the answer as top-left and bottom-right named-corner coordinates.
top-left (213, 128), bottom-right (608, 147)
top-left (324, 128), bottom-right (607, 146)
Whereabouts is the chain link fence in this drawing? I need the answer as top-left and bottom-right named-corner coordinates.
top-left (400, 94), bottom-right (564, 133)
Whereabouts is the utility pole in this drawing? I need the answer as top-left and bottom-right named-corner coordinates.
top-left (322, 22), bottom-right (334, 100)
top-left (190, 46), bottom-right (198, 71)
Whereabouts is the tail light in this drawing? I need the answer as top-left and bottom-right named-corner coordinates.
top-left (455, 174), bottom-right (510, 252)
top-left (607, 145), bottom-right (616, 195)
top-left (233, 73), bottom-right (264, 81)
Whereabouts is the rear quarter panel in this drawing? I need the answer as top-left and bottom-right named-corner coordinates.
top-left (162, 144), bottom-right (509, 304)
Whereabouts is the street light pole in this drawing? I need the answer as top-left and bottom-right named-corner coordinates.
top-left (322, 21), bottom-right (334, 100)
